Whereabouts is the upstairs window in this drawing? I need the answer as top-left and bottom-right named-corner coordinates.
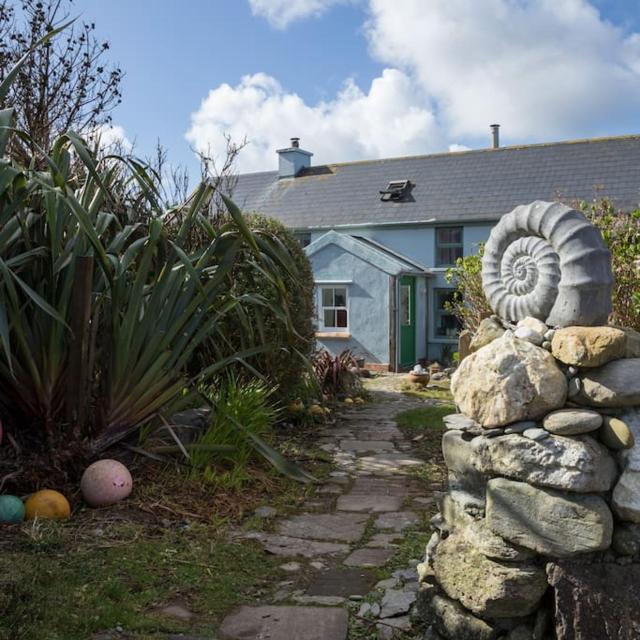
top-left (320, 286), bottom-right (348, 330)
top-left (436, 226), bottom-right (463, 266)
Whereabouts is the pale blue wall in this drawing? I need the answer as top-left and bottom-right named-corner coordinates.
top-left (310, 243), bottom-right (391, 365)
top-left (309, 223), bottom-right (490, 270)
top-left (309, 223), bottom-right (493, 361)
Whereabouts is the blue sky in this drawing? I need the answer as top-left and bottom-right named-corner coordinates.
top-left (72, 0), bottom-right (640, 177)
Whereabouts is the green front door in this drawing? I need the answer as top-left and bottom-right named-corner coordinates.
top-left (399, 276), bottom-right (416, 368)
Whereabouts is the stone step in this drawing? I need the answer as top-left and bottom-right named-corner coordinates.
top-left (218, 606), bottom-right (348, 640)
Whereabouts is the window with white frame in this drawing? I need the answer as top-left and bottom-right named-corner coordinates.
top-left (434, 288), bottom-right (462, 339)
top-left (320, 286), bottom-right (348, 330)
top-left (435, 226), bottom-right (463, 267)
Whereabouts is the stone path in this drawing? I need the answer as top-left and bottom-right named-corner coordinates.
top-left (220, 387), bottom-right (445, 640)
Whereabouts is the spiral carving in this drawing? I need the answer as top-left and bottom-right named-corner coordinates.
top-left (482, 201), bottom-right (613, 327)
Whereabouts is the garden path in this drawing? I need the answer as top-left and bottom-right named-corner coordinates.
top-left (220, 383), bottom-right (447, 640)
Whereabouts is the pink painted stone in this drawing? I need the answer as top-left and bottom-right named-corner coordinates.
top-left (81, 459), bottom-right (133, 507)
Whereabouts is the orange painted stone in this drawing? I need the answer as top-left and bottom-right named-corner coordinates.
top-left (24, 489), bottom-right (71, 520)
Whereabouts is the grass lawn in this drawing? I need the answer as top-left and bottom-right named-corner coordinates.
top-left (0, 423), bottom-right (327, 640)
top-left (395, 403), bottom-right (454, 486)
top-left (0, 521), bottom-right (277, 640)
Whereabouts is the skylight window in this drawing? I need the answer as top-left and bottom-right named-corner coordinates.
top-left (380, 179), bottom-right (412, 201)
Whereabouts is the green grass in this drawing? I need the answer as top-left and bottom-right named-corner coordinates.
top-left (0, 522), bottom-right (277, 640)
top-left (401, 387), bottom-right (454, 402)
top-left (395, 404), bottom-right (454, 486)
top-left (394, 405), bottom-right (454, 432)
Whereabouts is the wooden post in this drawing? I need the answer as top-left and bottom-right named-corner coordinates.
top-left (66, 255), bottom-right (94, 436)
top-left (458, 329), bottom-right (472, 362)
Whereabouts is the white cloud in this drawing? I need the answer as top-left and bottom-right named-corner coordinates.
top-left (186, 69), bottom-right (441, 173)
top-left (364, 0), bottom-right (640, 142)
top-left (89, 124), bottom-right (133, 153)
top-left (187, 0), bottom-right (640, 174)
top-left (449, 143), bottom-right (471, 153)
top-left (248, 0), bottom-right (348, 29)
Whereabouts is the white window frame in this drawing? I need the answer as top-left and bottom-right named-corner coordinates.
top-left (400, 284), bottom-right (412, 327)
top-left (319, 285), bottom-right (349, 331)
top-left (433, 287), bottom-right (459, 340)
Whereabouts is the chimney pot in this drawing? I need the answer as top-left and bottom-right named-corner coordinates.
top-left (490, 124), bottom-right (500, 149)
top-left (290, 137), bottom-right (300, 148)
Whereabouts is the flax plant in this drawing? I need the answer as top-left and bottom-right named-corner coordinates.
top-left (0, 31), bottom-right (308, 484)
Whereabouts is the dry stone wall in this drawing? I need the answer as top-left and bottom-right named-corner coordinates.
top-left (416, 202), bottom-right (640, 640)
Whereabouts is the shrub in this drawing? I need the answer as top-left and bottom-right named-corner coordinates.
top-left (0, 41), bottom-right (305, 488)
top-left (580, 198), bottom-right (640, 331)
top-left (444, 245), bottom-right (492, 333)
top-left (196, 214), bottom-right (316, 402)
top-left (312, 349), bottom-right (362, 399)
top-left (191, 377), bottom-right (278, 483)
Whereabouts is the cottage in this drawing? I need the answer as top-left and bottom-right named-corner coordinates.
top-left (232, 131), bottom-right (640, 370)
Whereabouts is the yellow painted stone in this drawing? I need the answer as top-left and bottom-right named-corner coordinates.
top-left (287, 400), bottom-right (304, 413)
top-left (600, 417), bottom-right (635, 451)
top-left (24, 489), bottom-right (71, 520)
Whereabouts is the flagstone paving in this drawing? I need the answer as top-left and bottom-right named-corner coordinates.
top-left (221, 387), bottom-right (447, 640)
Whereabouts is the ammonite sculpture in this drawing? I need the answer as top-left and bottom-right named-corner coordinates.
top-left (482, 201), bottom-right (613, 327)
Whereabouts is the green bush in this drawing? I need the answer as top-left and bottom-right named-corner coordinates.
top-left (197, 214), bottom-right (316, 402)
top-left (0, 36), bottom-right (307, 488)
top-left (191, 377), bottom-right (278, 484)
top-left (581, 198), bottom-right (640, 331)
top-left (444, 245), bottom-right (492, 333)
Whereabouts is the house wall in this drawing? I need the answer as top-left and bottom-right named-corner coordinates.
top-left (309, 223), bottom-right (493, 361)
top-left (309, 243), bottom-right (391, 366)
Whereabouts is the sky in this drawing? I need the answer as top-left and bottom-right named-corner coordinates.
top-left (70, 0), bottom-right (640, 178)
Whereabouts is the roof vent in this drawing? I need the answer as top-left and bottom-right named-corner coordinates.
top-left (380, 180), bottom-right (412, 201)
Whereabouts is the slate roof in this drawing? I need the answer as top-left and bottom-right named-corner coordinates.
top-left (231, 135), bottom-right (640, 229)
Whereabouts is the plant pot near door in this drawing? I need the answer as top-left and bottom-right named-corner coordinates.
top-left (407, 372), bottom-right (430, 386)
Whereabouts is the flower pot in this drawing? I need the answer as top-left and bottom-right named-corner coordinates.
top-left (408, 372), bottom-right (430, 386)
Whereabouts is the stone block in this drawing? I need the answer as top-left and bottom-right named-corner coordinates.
top-left (551, 326), bottom-right (626, 368)
top-left (432, 532), bottom-right (547, 618)
top-left (486, 478), bottom-right (613, 557)
top-left (542, 408), bottom-right (602, 435)
top-left (612, 469), bottom-right (640, 523)
top-left (546, 561), bottom-right (640, 640)
top-left (451, 336), bottom-right (567, 426)
top-left (577, 358), bottom-right (640, 407)
top-left (469, 317), bottom-right (505, 353)
top-left (443, 429), bottom-right (617, 493)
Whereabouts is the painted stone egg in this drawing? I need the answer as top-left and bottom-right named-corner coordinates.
top-left (80, 459), bottom-right (132, 507)
top-left (0, 495), bottom-right (25, 524)
top-left (25, 489), bottom-right (71, 520)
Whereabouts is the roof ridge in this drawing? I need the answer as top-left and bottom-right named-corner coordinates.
top-left (316, 133), bottom-right (640, 170)
top-left (236, 133), bottom-right (640, 177)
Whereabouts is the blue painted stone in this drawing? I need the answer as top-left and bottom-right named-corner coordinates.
top-left (0, 495), bottom-right (25, 524)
